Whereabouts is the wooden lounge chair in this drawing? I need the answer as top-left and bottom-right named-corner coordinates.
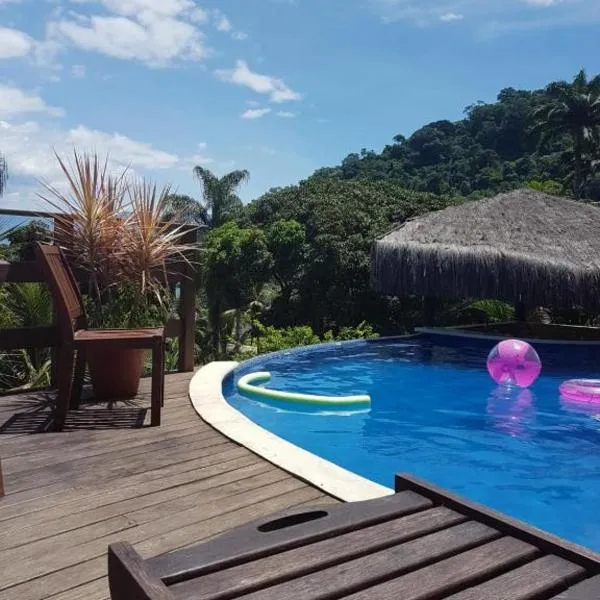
top-left (35, 243), bottom-right (165, 430)
top-left (107, 473), bottom-right (600, 600)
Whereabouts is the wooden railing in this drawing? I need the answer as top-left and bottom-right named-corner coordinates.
top-left (0, 209), bottom-right (198, 388)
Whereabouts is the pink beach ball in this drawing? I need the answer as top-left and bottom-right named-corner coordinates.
top-left (486, 339), bottom-right (542, 388)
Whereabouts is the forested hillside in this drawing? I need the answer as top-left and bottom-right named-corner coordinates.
top-left (310, 81), bottom-right (598, 200)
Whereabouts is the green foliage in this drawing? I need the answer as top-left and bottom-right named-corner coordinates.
top-left (168, 167), bottom-right (249, 228)
top-left (86, 284), bottom-right (176, 329)
top-left (532, 69), bottom-right (600, 199)
top-left (309, 73), bottom-right (600, 201)
top-left (0, 349), bottom-right (51, 391)
top-left (4, 283), bottom-right (52, 327)
top-left (253, 324), bottom-right (321, 354)
top-left (235, 320), bottom-right (380, 358)
top-left (4, 220), bottom-right (50, 261)
top-left (328, 321), bottom-right (379, 341)
top-left (525, 179), bottom-right (564, 196)
top-left (204, 222), bottom-right (273, 310)
top-left (265, 219), bottom-right (306, 294)
top-left (164, 194), bottom-right (209, 227)
top-left (203, 222), bottom-right (273, 356)
top-left (246, 178), bottom-right (457, 333)
top-left (467, 300), bottom-right (515, 323)
top-left (0, 282), bottom-right (53, 391)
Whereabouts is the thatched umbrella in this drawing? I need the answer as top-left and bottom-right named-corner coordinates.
top-left (371, 189), bottom-right (600, 310)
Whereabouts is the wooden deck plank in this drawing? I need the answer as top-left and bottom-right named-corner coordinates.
top-left (171, 506), bottom-right (467, 600)
top-left (550, 575), bottom-right (600, 599)
top-left (343, 537), bottom-right (540, 600)
top-left (444, 555), bottom-right (586, 600)
top-left (0, 471), bottom-right (298, 590)
top-left (0, 373), bottom-right (334, 600)
top-left (0, 456), bottom-right (269, 551)
top-left (1, 448), bottom-right (256, 535)
top-left (0, 443), bottom-right (253, 522)
top-left (225, 521), bottom-right (501, 600)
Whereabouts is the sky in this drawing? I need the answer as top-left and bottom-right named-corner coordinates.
top-left (0, 0), bottom-right (599, 209)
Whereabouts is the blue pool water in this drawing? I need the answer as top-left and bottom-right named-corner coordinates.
top-left (223, 335), bottom-right (600, 551)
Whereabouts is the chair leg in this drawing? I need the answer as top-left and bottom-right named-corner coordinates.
top-left (150, 340), bottom-right (165, 427)
top-left (55, 346), bottom-right (75, 431)
top-left (70, 349), bottom-right (86, 410)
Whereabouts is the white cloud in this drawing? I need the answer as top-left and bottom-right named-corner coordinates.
top-left (0, 26), bottom-right (32, 59)
top-left (71, 64), bottom-right (86, 77)
top-left (215, 60), bottom-right (301, 103)
top-left (212, 9), bottom-right (247, 40)
top-left (371, 0), bottom-right (594, 26)
top-left (260, 146), bottom-right (277, 155)
top-left (0, 85), bottom-right (222, 208)
top-left (0, 84), bottom-right (64, 118)
top-left (521, 0), bottom-right (562, 5)
top-left (216, 15), bottom-right (232, 32)
top-left (68, 125), bottom-right (179, 169)
top-left (189, 7), bottom-right (208, 23)
top-left (241, 107), bottom-right (271, 120)
top-left (73, 0), bottom-right (196, 18)
top-left (50, 14), bottom-right (207, 67)
top-left (48, 0), bottom-right (209, 67)
top-left (246, 99), bottom-right (260, 107)
top-left (440, 12), bottom-right (463, 22)
top-left (276, 111), bottom-right (296, 118)
top-left (0, 119), bottom-right (193, 207)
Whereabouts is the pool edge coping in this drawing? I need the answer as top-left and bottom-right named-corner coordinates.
top-left (189, 361), bottom-right (394, 502)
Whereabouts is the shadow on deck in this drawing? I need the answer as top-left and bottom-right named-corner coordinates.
top-left (0, 372), bottom-right (337, 600)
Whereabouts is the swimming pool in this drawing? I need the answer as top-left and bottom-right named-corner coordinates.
top-left (223, 334), bottom-right (600, 551)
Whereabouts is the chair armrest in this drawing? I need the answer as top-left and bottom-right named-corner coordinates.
top-left (108, 542), bottom-right (175, 600)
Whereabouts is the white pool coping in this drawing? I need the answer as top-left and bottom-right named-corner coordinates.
top-left (189, 362), bottom-right (394, 502)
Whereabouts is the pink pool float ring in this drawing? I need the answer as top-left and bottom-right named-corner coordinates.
top-left (559, 379), bottom-right (600, 404)
top-left (486, 339), bottom-right (542, 388)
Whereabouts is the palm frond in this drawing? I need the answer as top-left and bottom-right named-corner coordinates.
top-left (37, 151), bottom-right (127, 297)
top-left (193, 166), bottom-right (220, 206)
top-left (122, 180), bottom-right (196, 296)
top-left (220, 170), bottom-right (250, 195)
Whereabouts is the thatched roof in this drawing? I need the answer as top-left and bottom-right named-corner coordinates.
top-left (371, 189), bottom-right (600, 309)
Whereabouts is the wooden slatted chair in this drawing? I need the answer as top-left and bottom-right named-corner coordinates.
top-left (35, 243), bottom-right (165, 430)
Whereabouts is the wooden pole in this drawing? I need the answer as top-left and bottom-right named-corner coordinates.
top-left (178, 228), bottom-right (197, 372)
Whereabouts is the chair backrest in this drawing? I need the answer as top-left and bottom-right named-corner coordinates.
top-left (35, 243), bottom-right (86, 341)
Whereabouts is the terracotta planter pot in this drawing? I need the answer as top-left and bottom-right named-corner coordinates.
top-left (88, 348), bottom-right (144, 399)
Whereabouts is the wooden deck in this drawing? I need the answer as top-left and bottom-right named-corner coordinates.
top-left (0, 372), bottom-right (337, 600)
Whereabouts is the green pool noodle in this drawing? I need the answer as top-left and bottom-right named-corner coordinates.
top-left (236, 372), bottom-right (371, 406)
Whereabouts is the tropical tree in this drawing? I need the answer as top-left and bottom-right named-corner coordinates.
top-left (203, 222), bottom-right (272, 357)
top-left (166, 166), bottom-right (250, 358)
top-left (166, 167), bottom-right (249, 228)
top-left (532, 69), bottom-right (600, 198)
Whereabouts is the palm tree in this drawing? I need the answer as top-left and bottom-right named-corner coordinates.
top-left (166, 167), bottom-right (249, 228)
top-left (166, 166), bottom-right (249, 359)
top-left (532, 69), bottom-right (600, 199)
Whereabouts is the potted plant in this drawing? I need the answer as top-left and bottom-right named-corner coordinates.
top-left (40, 151), bottom-right (195, 398)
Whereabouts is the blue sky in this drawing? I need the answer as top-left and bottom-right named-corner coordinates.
top-left (0, 0), bottom-right (598, 208)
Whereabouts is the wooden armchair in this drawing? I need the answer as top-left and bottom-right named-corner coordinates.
top-left (35, 243), bottom-right (165, 430)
